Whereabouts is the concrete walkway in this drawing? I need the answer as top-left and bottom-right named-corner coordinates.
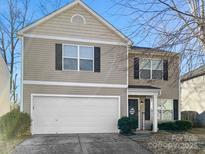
top-left (13, 133), bottom-right (152, 154)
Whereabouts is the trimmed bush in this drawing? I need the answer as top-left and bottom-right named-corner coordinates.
top-left (158, 120), bottom-right (192, 131)
top-left (129, 117), bottom-right (138, 130)
top-left (118, 117), bottom-right (138, 134)
top-left (175, 120), bottom-right (192, 131)
top-left (0, 109), bottom-right (31, 139)
top-left (158, 121), bottom-right (178, 131)
top-left (118, 117), bottom-right (131, 134)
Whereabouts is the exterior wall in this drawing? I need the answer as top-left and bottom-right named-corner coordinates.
top-left (24, 4), bottom-right (125, 43)
top-left (0, 56), bottom-right (10, 116)
top-left (24, 37), bottom-right (127, 85)
top-left (128, 49), bottom-right (180, 99)
top-left (23, 85), bottom-right (127, 117)
top-left (181, 76), bottom-right (205, 114)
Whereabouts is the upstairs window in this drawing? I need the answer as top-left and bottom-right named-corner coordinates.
top-left (139, 59), bottom-right (151, 79)
top-left (139, 59), bottom-right (163, 80)
top-left (152, 60), bottom-right (163, 79)
top-left (63, 45), bottom-right (94, 71)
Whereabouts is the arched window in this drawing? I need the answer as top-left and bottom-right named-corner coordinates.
top-left (71, 14), bottom-right (86, 25)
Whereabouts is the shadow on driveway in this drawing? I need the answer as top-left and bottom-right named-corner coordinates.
top-left (12, 133), bottom-right (152, 154)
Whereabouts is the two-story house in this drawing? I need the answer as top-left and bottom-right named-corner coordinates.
top-left (18, 0), bottom-right (180, 135)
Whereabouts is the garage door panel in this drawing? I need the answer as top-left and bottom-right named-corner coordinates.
top-left (32, 95), bottom-right (120, 134)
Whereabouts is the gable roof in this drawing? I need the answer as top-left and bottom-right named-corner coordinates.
top-left (17, 0), bottom-right (132, 44)
top-left (181, 65), bottom-right (205, 82)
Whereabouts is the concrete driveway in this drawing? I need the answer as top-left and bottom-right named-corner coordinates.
top-left (13, 134), bottom-right (152, 154)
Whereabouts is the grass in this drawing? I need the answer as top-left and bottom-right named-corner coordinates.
top-left (0, 136), bottom-right (29, 154)
top-left (188, 128), bottom-right (205, 135)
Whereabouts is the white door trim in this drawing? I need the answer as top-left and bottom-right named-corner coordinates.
top-left (30, 93), bottom-right (121, 135)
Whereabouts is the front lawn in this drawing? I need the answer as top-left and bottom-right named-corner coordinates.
top-left (136, 128), bottom-right (205, 154)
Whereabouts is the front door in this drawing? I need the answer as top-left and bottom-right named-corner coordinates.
top-left (128, 99), bottom-right (138, 120)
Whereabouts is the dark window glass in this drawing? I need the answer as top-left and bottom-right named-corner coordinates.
top-left (64, 58), bottom-right (78, 70)
top-left (152, 70), bottom-right (163, 79)
top-left (80, 59), bottom-right (93, 71)
top-left (140, 69), bottom-right (151, 79)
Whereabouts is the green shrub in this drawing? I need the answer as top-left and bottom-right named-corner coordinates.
top-left (158, 120), bottom-right (192, 131)
top-left (158, 121), bottom-right (178, 131)
top-left (118, 117), bottom-right (131, 134)
top-left (118, 117), bottom-right (138, 134)
top-left (175, 120), bottom-right (192, 131)
top-left (129, 117), bottom-right (138, 130)
top-left (0, 110), bottom-right (31, 139)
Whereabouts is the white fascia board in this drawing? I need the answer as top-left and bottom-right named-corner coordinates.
top-left (128, 88), bottom-right (161, 96)
top-left (23, 34), bottom-right (127, 46)
top-left (23, 80), bottom-right (128, 88)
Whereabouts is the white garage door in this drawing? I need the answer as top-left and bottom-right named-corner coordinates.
top-left (32, 95), bottom-right (120, 134)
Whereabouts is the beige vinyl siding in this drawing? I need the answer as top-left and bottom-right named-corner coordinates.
top-left (23, 85), bottom-right (127, 117)
top-left (181, 76), bottom-right (205, 114)
top-left (0, 56), bottom-right (10, 116)
top-left (24, 4), bottom-right (125, 43)
top-left (24, 37), bottom-right (127, 84)
top-left (128, 49), bottom-right (180, 99)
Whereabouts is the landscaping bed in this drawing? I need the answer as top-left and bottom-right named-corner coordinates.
top-left (135, 129), bottom-right (205, 154)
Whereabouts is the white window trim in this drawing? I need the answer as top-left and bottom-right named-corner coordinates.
top-left (70, 14), bottom-right (86, 24)
top-left (62, 44), bottom-right (94, 72)
top-left (139, 58), bottom-right (163, 80)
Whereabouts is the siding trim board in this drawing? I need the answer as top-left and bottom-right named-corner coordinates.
top-left (23, 80), bottom-right (128, 88)
top-left (23, 34), bottom-right (127, 46)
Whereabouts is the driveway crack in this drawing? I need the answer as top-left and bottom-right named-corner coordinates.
top-left (78, 134), bottom-right (84, 153)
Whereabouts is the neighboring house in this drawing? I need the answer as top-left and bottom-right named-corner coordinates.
top-left (17, 0), bottom-right (180, 134)
top-left (181, 65), bottom-right (205, 126)
top-left (0, 55), bottom-right (10, 116)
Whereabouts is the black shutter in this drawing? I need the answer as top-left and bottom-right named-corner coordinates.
top-left (134, 57), bottom-right (139, 79)
top-left (163, 60), bottom-right (168, 80)
top-left (94, 47), bottom-right (101, 72)
top-left (173, 99), bottom-right (179, 120)
top-left (55, 44), bottom-right (62, 70)
top-left (145, 99), bottom-right (150, 120)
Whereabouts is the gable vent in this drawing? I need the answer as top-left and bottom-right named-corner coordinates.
top-left (71, 14), bottom-right (86, 25)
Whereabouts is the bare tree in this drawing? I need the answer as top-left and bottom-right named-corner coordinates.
top-left (38, 0), bottom-right (69, 15)
top-left (111, 0), bottom-right (205, 72)
top-left (0, 0), bottom-right (30, 103)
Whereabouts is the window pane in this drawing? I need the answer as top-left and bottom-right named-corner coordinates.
top-left (152, 60), bottom-right (162, 70)
top-left (162, 110), bottom-right (173, 120)
top-left (162, 99), bottom-right (173, 110)
top-left (152, 70), bottom-right (163, 79)
top-left (64, 58), bottom-right (77, 70)
top-left (80, 59), bottom-right (93, 71)
top-left (80, 46), bottom-right (93, 59)
top-left (64, 45), bottom-right (78, 58)
top-left (140, 69), bottom-right (151, 79)
top-left (140, 59), bottom-right (151, 69)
